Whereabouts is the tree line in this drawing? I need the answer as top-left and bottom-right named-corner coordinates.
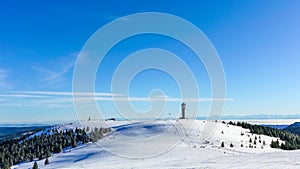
top-left (228, 121), bottom-right (300, 150)
top-left (0, 126), bottom-right (111, 169)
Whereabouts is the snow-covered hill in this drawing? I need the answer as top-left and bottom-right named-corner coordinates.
top-left (13, 120), bottom-right (300, 169)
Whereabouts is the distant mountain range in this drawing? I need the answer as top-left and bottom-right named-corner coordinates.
top-left (261, 124), bottom-right (289, 129)
top-left (0, 125), bottom-right (52, 143)
top-left (197, 114), bottom-right (300, 120)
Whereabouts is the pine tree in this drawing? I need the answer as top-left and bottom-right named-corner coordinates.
top-left (230, 143), bottom-right (234, 148)
top-left (72, 138), bottom-right (77, 148)
top-left (54, 143), bottom-right (62, 153)
top-left (2, 163), bottom-right (10, 169)
top-left (46, 149), bottom-right (51, 158)
top-left (33, 161), bottom-right (38, 169)
top-left (270, 140), bottom-right (275, 148)
top-left (45, 158), bottom-right (49, 165)
top-left (276, 139), bottom-right (280, 146)
top-left (221, 142), bottom-right (225, 147)
top-left (271, 140), bottom-right (279, 148)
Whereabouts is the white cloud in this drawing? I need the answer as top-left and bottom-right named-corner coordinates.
top-left (94, 97), bottom-right (232, 102)
top-left (13, 91), bottom-right (121, 97)
top-left (0, 94), bottom-right (48, 98)
top-left (0, 90), bottom-right (233, 108)
top-left (4, 90), bottom-right (232, 102)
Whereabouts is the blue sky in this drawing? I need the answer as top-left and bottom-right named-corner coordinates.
top-left (0, 0), bottom-right (300, 122)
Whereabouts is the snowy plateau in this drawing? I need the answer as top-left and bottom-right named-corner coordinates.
top-left (13, 120), bottom-right (300, 169)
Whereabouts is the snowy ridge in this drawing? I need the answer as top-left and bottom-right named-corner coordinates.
top-left (13, 119), bottom-right (300, 169)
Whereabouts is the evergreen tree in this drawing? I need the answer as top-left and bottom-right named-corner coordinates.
top-left (271, 140), bottom-right (280, 148)
top-left (276, 139), bottom-right (280, 146)
top-left (221, 142), bottom-right (225, 147)
top-left (2, 163), bottom-right (11, 169)
top-left (33, 161), bottom-right (38, 169)
top-left (46, 150), bottom-right (51, 158)
top-left (72, 138), bottom-right (77, 148)
top-left (45, 158), bottom-right (49, 165)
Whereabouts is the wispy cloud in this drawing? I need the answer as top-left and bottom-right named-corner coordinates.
top-left (0, 90), bottom-right (232, 108)
top-left (32, 52), bottom-right (77, 87)
top-left (0, 69), bottom-right (12, 90)
top-left (94, 97), bottom-right (233, 102)
top-left (0, 94), bottom-right (48, 98)
top-left (10, 91), bottom-right (122, 97)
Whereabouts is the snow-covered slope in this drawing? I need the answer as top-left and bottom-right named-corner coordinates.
top-left (13, 120), bottom-right (300, 169)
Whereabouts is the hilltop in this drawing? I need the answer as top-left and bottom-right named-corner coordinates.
top-left (10, 119), bottom-right (300, 169)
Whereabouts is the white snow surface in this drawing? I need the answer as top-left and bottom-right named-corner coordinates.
top-left (13, 119), bottom-right (300, 169)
